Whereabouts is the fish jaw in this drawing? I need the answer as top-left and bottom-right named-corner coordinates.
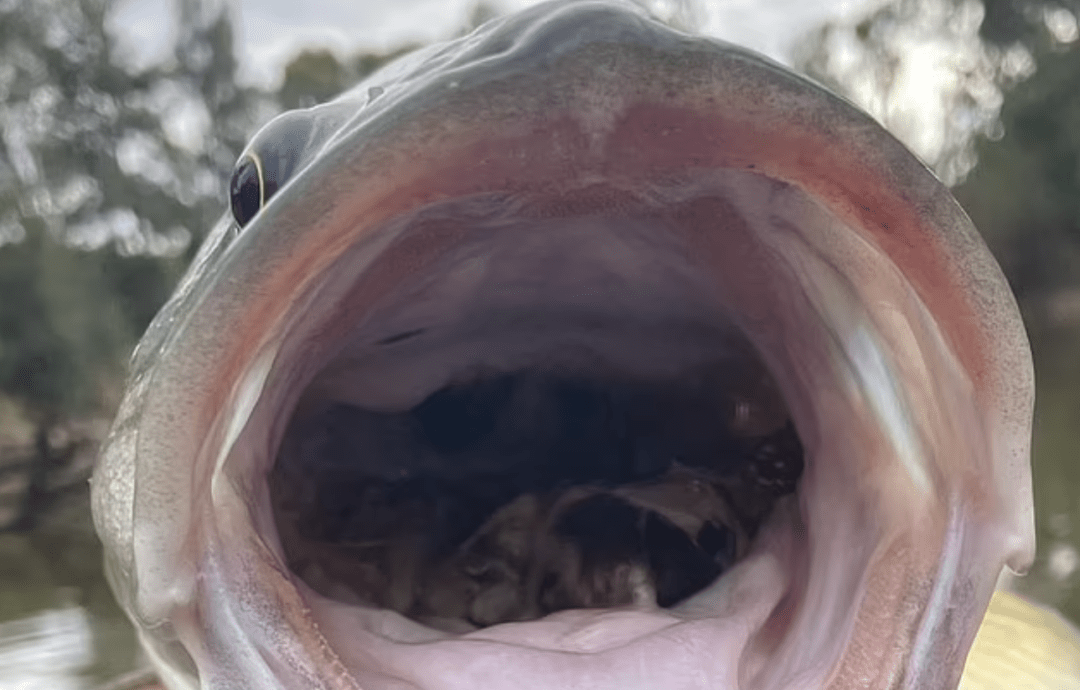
top-left (90, 2), bottom-right (1035, 689)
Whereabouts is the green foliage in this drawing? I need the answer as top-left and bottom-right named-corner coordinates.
top-left (0, 0), bottom-right (418, 428)
top-left (981, 0), bottom-right (1080, 45)
top-left (954, 32), bottom-right (1080, 298)
top-left (794, 0), bottom-right (1006, 185)
top-left (0, 230), bottom-right (133, 422)
top-left (0, 0), bottom-right (269, 423)
top-left (280, 50), bottom-right (349, 111)
top-left (278, 47), bottom-right (413, 110)
top-left (796, 0), bottom-right (1080, 299)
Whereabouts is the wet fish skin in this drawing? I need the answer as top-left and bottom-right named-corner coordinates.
top-left (91, 1), bottom-right (1037, 689)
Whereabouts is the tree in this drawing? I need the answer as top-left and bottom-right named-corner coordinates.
top-left (953, 18), bottom-right (1080, 302)
top-left (278, 47), bottom-right (412, 111)
top-left (0, 0), bottom-right (270, 528)
top-left (0, 0), bottom-right (273, 422)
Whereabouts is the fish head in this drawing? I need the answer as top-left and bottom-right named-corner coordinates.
top-left (91, 2), bottom-right (1035, 689)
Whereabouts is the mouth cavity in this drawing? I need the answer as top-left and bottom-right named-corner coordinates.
top-left (271, 324), bottom-right (802, 633)
top-left (210, 169), bottom-right (966, 689)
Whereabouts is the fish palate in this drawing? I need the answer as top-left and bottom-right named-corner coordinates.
top-left (91, 1), bottom-right (1036, 689)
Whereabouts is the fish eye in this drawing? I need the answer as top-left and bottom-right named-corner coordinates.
top-left (229, 154), bottom-right (263, 228)
top-left (228, 115), bottom-right (313, 229)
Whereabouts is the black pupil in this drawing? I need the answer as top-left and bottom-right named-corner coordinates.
top-left (229, 157), bottom-right (262, 227)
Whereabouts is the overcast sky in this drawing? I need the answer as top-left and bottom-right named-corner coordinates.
top-left (107, 0), bottom-right (891, 88)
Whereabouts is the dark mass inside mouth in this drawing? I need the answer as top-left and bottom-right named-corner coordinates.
top-left (270, 361), bottom-right (803, 633)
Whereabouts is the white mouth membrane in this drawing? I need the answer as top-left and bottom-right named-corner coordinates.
top-left (179, 169), bottom-right (989, 690)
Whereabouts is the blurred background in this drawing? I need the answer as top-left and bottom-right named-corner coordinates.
top-left (0, 0), bottom-right (1077, 687)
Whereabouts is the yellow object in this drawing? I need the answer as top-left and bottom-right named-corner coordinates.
top-left (960, 590), bottom-right (1080, 689)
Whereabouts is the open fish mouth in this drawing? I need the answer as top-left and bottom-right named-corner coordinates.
top-left (90, 2), bottom-right (1036, 689)
top-left (270, 266), bottom-right (806, 627)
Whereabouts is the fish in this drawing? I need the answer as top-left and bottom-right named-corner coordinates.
top-left (90, 1), bottom-right (1039, 688)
